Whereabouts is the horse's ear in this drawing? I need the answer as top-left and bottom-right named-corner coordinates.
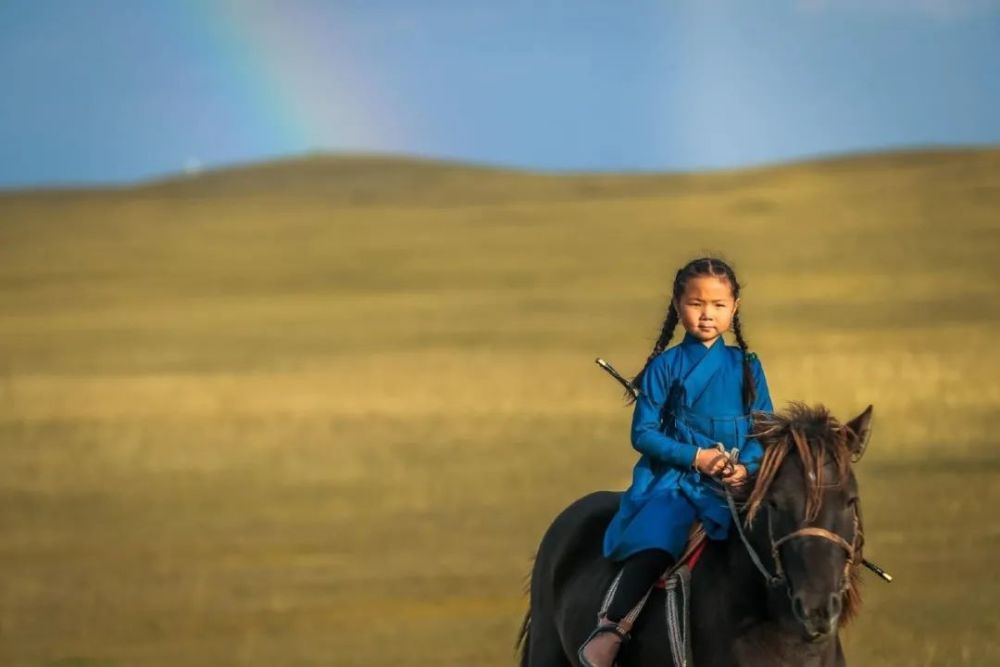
top-left (844, 404), bottom-right (874, 460)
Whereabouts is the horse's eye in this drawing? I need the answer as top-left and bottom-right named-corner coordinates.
top-left (846, 497), bottom-right (859, 508)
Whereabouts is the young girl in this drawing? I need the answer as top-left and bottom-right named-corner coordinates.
top-left (578, 257), bottom-right (774, 667)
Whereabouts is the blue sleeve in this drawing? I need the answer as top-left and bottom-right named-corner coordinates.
top-left (740, 356), bottom-right (774, 476)
top-left (630, 355), bottom-right (700, 469)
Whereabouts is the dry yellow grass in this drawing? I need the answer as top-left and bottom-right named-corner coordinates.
top-left (0, 148), bottom-right (998, 665)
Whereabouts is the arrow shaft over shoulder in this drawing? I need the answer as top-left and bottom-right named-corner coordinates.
top-left (595, 357), bottom-right (638, 398)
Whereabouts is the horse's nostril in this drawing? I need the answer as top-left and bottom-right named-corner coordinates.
top-left (828, 593), bottom-right (842, 619)
top-left (791, 594), bottom-right (807, 622)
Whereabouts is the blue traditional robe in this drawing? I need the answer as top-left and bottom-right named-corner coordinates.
top-left (602, 331), bottom-right (774, 562)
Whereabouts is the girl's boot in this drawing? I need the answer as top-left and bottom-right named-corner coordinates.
top-left (577, 613), bottom-right (633, 667)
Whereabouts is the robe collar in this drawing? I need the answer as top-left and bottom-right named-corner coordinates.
top-left (678, 330), bottom-right (729, 408)
top-left (680, 330), bottom-right (726, 364)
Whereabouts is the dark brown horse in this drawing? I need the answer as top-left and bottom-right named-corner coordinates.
top-left (516, 402), bottom-right (873, 667)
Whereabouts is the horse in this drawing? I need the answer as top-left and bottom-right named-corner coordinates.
top-left (515, 402), bottom-right (873, 667)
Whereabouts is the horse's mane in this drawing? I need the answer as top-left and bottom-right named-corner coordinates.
top-left (744, 401), bottom-right (865, 624)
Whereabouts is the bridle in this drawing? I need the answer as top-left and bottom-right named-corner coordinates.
top-left (769, 498), bottom-right (858, 588)
top-left (725, 485), bottom-right (858, 592)
top-left (710, 448), bottom-right (859, 592)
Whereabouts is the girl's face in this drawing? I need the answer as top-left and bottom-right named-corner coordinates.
top-left (673, 275), bottom-right (739, 346)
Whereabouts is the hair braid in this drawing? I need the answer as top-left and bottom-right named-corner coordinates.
top-left (731, 311), bottom-right (756, 412)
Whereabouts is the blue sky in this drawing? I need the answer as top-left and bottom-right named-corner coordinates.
top-left (1, 0), bottom-right (998, 187)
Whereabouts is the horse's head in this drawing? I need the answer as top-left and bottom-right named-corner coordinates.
top-left (743, 402), bottom-right (873, 641)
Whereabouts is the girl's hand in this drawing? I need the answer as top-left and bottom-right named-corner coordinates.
top-left (693, 448), bottom-right (728, 476)
top-left (721, 464), bottom-right (749, 487)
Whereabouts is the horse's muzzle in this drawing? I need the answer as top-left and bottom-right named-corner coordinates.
top-left (792, 591), bottom-right (841, 641)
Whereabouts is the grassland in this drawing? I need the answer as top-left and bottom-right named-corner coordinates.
top-left (0, 147), bottom-right (998, 666)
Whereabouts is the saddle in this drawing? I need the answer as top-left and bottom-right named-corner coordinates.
top-left (596, 523), bottom-right (706, 667)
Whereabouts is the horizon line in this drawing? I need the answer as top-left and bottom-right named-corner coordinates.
top-left (2, 141), bottom-right (998, 195)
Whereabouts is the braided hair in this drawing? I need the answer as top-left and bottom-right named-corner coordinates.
top-left (626, 257), bottom-right (757, 412)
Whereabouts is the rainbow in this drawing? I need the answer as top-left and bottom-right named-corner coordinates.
top-left (176, 1), bottom-right (398, 155)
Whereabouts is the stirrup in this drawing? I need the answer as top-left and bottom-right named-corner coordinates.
top-left (577, 620), bottom-right (630, 667)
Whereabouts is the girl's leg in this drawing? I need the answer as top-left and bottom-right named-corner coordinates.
top-left (579, 548), bottom-right (676, 667)
top-left (605, 547), bottom-right (675, 622)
